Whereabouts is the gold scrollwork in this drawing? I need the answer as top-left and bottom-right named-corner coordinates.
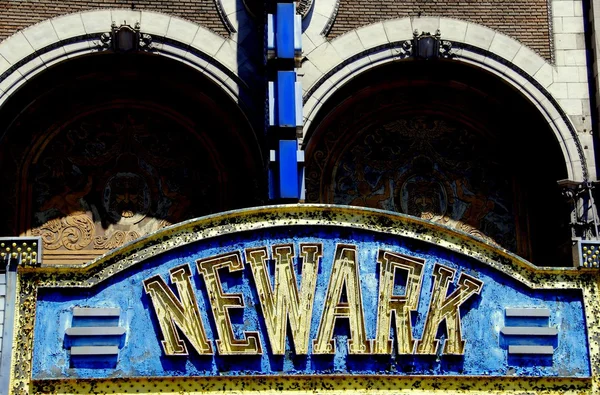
top-left (93, 230), bottom-right (140, 249)
top-left (31, 213), bottom-right (95, 250)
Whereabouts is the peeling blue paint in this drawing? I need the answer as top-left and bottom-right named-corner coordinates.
top-left (32, 227), bottom-right (590, 379)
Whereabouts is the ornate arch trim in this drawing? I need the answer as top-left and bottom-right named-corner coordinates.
top-left (301, 17), bottom-right (592, 182)
top-left (0, 9), bottom-right (257, 113)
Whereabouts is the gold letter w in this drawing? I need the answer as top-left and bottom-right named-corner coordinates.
top-left (246, 244), bottom-right (322, 355)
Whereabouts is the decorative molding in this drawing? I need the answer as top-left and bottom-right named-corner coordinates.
top-left (97, 21), bottom-right (154, 53)
top-left (297, 0), bottom-right (315, 18)
top-left (214, 0), bottom-right (236, 33)
top-left (391, 29), bottom-right (455, 61)
top-left (300, 19), bottom-right (589, 182)
top-left (301, 0), bottom-right (340, 46)
top-left (410, 29), bottom-right (454, 60)
top-left (0, 10), bottom-right (255, 114)
top-left (320, 0), bottom-right (340, 36)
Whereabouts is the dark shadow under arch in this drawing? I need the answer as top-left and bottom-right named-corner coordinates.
top-left (0, 52), bottom-right (266, 265)
top-left (304, 60), bottom-right (570, 266)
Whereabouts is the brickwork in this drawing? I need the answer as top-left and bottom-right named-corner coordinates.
top-left (329, 0), bottom-right (552, 60)
top-left (0, 0), bottom-right (228, 41)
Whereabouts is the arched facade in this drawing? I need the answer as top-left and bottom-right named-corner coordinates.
top-left (303, 60), bottom-right (569, 264)
top-left (1, 3), bottom-right (600, 395)
top-left (300, 17), bottom-right (593, 183)
top-left (0, 10), bottom-right (266, 265)
top-left (297, 17), bottom-right (595, 266)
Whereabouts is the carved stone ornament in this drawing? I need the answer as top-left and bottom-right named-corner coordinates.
top-left (402, 29), bottom-right (454, 60)
top-left (98, 21), bottom-right (154, 53)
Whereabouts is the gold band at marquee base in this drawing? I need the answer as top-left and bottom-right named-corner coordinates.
top-left (30, 376), bottom-right (593, 394)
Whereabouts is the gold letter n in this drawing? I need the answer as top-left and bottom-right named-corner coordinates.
top-left (144, 264), bottom-right (213, 356)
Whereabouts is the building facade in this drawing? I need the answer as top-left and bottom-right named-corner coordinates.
top-left (0, 0), bottom-right (599, 394)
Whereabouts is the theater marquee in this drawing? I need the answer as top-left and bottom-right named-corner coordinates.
top-left (9, 206), bottom-right (600, 394)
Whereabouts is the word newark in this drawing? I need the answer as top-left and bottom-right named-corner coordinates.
top-left (144, 243), bottom-right (483, 356)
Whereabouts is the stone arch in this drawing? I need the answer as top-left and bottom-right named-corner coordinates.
top-left (0, 8), bottom-right (257, 113)
top-left (301, 17), bottom-right (592, 182)
top-left (0, 10), bottom-right (265, 265)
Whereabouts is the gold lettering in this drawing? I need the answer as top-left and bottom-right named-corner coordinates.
top-left (416, 263), bottom-right (483, 355)
top-left (313, 244), bottom-right (372, 354)
top-left (143, 264), bottom-right (213, 356)
top-left (374, 251), bottom-right (424, 354)
top-left (196, 252), bottom-right (262, 355)
top-left (246, 243), bottom-right (321, 355)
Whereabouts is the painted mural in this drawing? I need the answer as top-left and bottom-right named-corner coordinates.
top-left (29, 106), bottom-right (221, 245)
top-left (308, 115), bottom-right (521, 253)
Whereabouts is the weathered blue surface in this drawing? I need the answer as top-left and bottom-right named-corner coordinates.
top-left (32, 227), bottom-right (590, 379)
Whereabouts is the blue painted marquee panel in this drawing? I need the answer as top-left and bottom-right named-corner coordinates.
top-left (32, 227), bottom-right (590, 379)
top-left (267, 2), bottom-right (304, 200)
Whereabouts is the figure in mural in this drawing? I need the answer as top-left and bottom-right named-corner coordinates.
top-left (348, 175), bottom-right (392, 208)
top-left (341, 146), bottom-right (393, 209)
top-left (455, 177), bottom-right (495, 229)
top-left (401, 176), bottom-right (447, 220)
top-left (28, 109), bottom-right (220, 262)
top-left (396, 157), bottom-right (450, 221)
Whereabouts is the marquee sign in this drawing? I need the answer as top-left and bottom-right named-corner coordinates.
top-left (9, 206), bottom-right (600, 394)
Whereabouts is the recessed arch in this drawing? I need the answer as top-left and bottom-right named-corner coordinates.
top-left (303, 45), bottom-right (575, 266)
top-left (300, 17), bottom-right (592, 182)
top-left (0, 32), bottom-right (265, 265)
